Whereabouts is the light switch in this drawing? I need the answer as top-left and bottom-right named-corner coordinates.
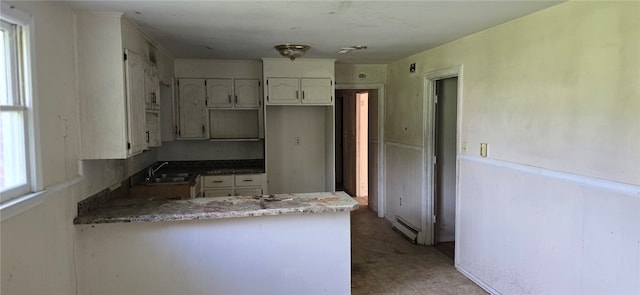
top-left (480, 143), bottom-right (488, 157)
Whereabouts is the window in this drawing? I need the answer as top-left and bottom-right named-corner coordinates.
top-left (1, 5), bottom-right (35, 203)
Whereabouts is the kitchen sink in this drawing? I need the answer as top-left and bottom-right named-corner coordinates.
top-left (131, 171), bottom-right (199, 200)
top-left (146, 173), bottom-right (194, 184)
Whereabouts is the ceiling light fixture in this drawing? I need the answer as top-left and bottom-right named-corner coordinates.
top-left (337, 45), bottom-right (368, 54)
top-left (274, 44), bottom-right (311, 61)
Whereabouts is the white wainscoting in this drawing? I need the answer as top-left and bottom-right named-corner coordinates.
top-left (456, 155), bottom-right (640, 295)
top-left (384, 141), bottom-right (423, 230)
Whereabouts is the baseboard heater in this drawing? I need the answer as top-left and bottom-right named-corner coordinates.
top-left (391, 216), bottom-right (419, 244)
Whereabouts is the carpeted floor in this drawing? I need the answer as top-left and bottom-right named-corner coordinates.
top-left (351, 205), bottom-right (487, 295)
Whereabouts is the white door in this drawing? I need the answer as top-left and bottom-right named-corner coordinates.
top-left (301, 78), bottom-right (333, 104)
top-left (234, 79), bottom-right (261, 108)
top-left (124, 50), bottom-right (147, 155)
top-left (178, 79), bottom-right (207, 138)
top-left (206, 78), bottom-right (233, 108)
top-left (434, 77), bottom-right (458, 245)
top-left (266, 77), bottom-right (299, 104)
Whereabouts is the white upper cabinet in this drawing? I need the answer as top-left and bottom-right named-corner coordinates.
top-left (124, 50), bottom-right (148, 155)
top-left (234, 79), bottom-right (261, 108)
top-left (262, 59), bottom-right (335, 106)
top-left (206, 78), bottom-right (233, 108)
top-left (300, 78), bottom-right (333, 104)
top-left (76, 11), bottom-right (164, 159)
top-left (206, 78), bottom-right (261, 109)
top-left (144, 65), bottom-right (160, 110)
top-left (177, 79), bottom-right (208, 139)
top-left (266, 78), bottom-right (299, 104)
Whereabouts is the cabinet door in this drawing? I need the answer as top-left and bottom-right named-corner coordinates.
top-left (235, 174), bottom-right (263, 187)
top-left (145, 111), bottom-right (161, 147)
top-left (124, 50), bottom-right (147, 155)
top-left (177, 79), bottom-right (207, 139)
top-left (234, 79), bottom-right (260, 108)
top-left (301, 78), bottom-right (333, 105)
top-left (266, 78), bottom-right (299, 104)
top-left (206, 78), bottom-right (233, 108)
top-left (202, 175), bottom-right (233, 188)
top-left (150, 67), bottom-right (160, 110)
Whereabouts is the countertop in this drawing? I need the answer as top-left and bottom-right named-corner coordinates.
top-left (74, 191), bottom-right (358, 224)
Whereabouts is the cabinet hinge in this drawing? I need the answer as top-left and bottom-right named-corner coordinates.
top-left (330, 80), bottom-right (333, 86)
top-left (177, 80), bottom-right (179, 86)
top-left (267, 96), bottom-right (269, 102)
top-left (434, 94), bottom-right (438, 104)
top-left (123, 53), bottom-right (128, 61)
top-left (204, 80), bottom-right (207, 85)
top-left (127, 142), bottom-right (131, 149)
top-left (433, 215), bottom-right (437, 224)
top-left (266, 80), bottom-right (269, 85)
top-left (258, 81), bottom-right (261, 87)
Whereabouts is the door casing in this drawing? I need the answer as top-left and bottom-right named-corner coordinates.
top-left (422, 65), bottom-right (463, 246)
top-left (335, 84), bottom-right (385, 218)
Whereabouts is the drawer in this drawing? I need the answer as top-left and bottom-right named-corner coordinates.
top-left (235, 188), bottom-right (263, 196)
top-left (234, 174), bottom-right (263, 187)
top-left (203, 188), bottom-right (234, 198)
top-left (202, 175), bottom-right (233, 188)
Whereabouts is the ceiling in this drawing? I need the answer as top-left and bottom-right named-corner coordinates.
top-left (59, 1), bottom-right (561, 64)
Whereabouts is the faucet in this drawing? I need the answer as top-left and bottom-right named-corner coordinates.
top-left (147, 162), bottom-right (169, 180)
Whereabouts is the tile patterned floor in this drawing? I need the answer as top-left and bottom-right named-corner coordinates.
top-left (351, 205), bottom-right (487, 295)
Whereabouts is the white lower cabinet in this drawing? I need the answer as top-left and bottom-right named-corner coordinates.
top-left (202, 174), bottom-right (265, 197)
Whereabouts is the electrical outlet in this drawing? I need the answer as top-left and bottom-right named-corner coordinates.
top-left (480, 143), bottom-right (488, 157)
top-left (295, 137), bottom-right (301, 145)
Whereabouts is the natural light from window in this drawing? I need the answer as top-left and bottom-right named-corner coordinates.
top-left (0, 17), bottom-right (29, 202)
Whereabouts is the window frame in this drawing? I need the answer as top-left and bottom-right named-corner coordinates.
top-left (0, 3), bottom-right (42, 205)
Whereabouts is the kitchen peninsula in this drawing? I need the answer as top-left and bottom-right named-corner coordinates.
top-left (74, 191), bottom-right (358, 295)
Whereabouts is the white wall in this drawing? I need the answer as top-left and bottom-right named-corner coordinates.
top-left (335, 64), bottom-right (387, 85)
top-left (385, 1), bottom-right (640, 294)
top-left (0, 2), bottom-right (171, 294)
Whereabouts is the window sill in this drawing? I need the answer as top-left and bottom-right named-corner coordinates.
top-left (0, 190), bottom-right (48, 222)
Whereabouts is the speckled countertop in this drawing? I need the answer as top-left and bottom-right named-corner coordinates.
top-left (74, 191), bottom-right (358, 224)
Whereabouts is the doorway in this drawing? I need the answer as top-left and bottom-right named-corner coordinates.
top-left (433, 77), bottom-right (458, 259)
top-left (335, 89), bottom-right (377, 207)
